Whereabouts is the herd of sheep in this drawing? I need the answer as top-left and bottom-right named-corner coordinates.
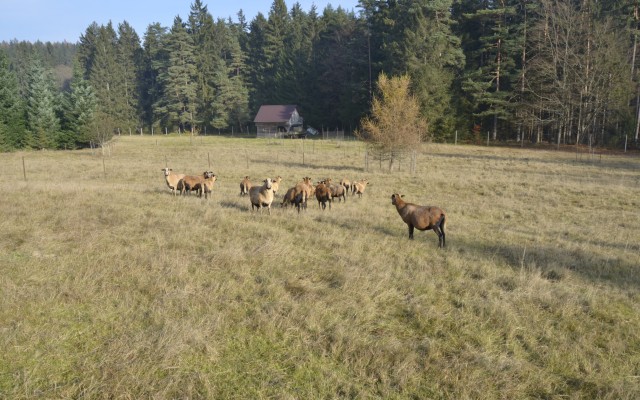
top-left (162, 167), bottom-right (446, 247)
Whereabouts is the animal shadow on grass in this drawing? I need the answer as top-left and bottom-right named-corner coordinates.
top-left (220, 200), bottom-right (248, 211)
top-left (462, 237), bottom-right (640, 289)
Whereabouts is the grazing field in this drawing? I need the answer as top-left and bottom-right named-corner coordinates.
top-left (1, 135), bottom-right (639, 399)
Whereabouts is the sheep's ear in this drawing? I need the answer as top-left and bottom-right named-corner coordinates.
top-left (401, 194), bottom-right (405, 198)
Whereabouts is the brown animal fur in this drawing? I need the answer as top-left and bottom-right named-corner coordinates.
top-left (353, 179), bottom-right (369, 198)
top-left (391, 193), bottom-right (447, 248)
top-left (201, 172), bottom-right (217, 199)
top-left (162, 168), bottom-right (185, 196)
top-left (315, 181), bottom-right (332, 210)
top-left (271, 176), bottom-right (283, 196)
top-left (240, 176), bottom-right (252, 196)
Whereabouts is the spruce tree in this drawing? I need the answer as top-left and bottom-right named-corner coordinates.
top-left (116, 21), bottom-right (143, 130)
top-left (0, 49), bottom-right (27, 150)
top-left (393, 0), bottom-right (464, 139)
top-left (155, 16), bottom-right (198, 133)
top-left (26, 60), bottom-right (60, 149)
top-left (61, 61), bottom-right (97, 147)
top-left (141, 23), bottom-right (169, 131)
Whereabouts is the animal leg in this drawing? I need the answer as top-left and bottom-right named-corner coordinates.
top-left (408, 225), bottom-right (414, 240)
top-left (438, 215), bottom-right (446, 248)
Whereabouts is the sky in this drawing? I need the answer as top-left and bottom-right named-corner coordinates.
top-left (1, 0), bottom-right (361, 43)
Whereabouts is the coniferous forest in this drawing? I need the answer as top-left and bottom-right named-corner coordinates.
top-left (0, 0), bottom-right (638, 151)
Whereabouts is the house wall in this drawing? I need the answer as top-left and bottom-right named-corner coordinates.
top-left (256, 123), bottom-right (282, 138)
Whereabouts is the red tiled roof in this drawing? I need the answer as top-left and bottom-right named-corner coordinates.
top-left (253, 105), bottom-right (298, 123)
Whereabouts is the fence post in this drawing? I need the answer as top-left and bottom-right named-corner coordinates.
top-left (625, 135), bottom-right (628, 153)
top-left (22, 156), bottom-right (26, 181)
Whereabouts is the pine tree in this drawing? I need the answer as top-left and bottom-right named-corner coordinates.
top-left (61, 61), bottom-right (97, 147)
top-left (141, 23), bottom-right (169, 131)
top-left (0, 49), bottom-right (27, 150)
top-left (313, 6), bottom-right (368, 129)
top-left (188, 0), bottom-right (222, 132)
top-left (26, 60), bottom-right (60, 149)
top-left (392, 0), bottom-right (465, 139)
top-left (457, 0), bottom-right (520, 141)
top-left (246, 13), bottom-right (270, 112)
top-left (263, 0), bottom-right (291, 103)
top-left (88, 23), bottom-right (123, 132)
top-left (155, 16), bottom-right (198, 133)
top-left (116, 21), bottom-right (143, 130)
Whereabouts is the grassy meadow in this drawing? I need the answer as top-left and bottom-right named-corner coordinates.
top-left (1, 135), bottom-right (639, 399)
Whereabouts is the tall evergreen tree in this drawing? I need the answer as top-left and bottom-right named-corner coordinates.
top-left (141, 23), bottom-right (169, 131)
top-left (392, 0), bottom-right (465, 139)
top-left (116, 21), bottom-right (143, 130)
top-left (60, 61), bottom-right (97, 147)
top-left (246, 13), bottom-right (270, 112)
top-left (263, 0), bottom-right (291, 103)
top-left (155, 16), bottom-right (198, 133)
top-left (458, 0), bottom-right (520, 141)
top-left (26, 60), bottom-right (60, 149)
top-left (87, 23), bottom-right (124, 132)
top-left (313, 6), bottom-right (368, 129)
top-left (0, 49), bottom-right (27, 150)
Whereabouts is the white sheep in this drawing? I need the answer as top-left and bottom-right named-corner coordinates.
top-left (249, 178), bottom-right (275, 214)
top-left (161, 168), bottom-right (185, 196)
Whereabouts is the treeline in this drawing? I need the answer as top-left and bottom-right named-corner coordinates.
top-left (0, 0), bottom-right (638, 151)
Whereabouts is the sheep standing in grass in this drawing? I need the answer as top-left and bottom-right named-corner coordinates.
top-left (281, 186), bottom-right (306, 213)
top-left (315, 181), bottom-right (332, 210)
top-left (201, 171), bottom-right (217, 199)
top-left (240, 176), bottom-right (252, 196)
top-left (353, 179), bottom-right (369, 198)
top-left (340, 178), bottom-right (351, 196)
top-left (391, 193), bottom-right (447, 248)
top-left (249, 178), bottom-right (275, 214)
top-left (327, 179), bottom-right (346, 203)
top-left (180, 172), bottom-right (211, 197)
top-left (291, 177), bottom-right (314, 212)
top-left (161, 168), bottom-right (185, 196)
top-left (271, 176), bottom-right (283, 196)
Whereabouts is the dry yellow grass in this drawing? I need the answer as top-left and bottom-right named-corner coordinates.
top-left (1, 136), bottom-right (639, 398)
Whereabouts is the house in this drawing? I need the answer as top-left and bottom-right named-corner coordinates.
top-left (254, 105), bottom-right (304, 138)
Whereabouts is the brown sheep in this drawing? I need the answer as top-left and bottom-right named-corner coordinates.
top-left (281, 177), bottom-right (314, 213)
top-left (240, 176), bottom-right (252, 196)
top-left (249, 178), bottom-right (275, 214)
top-left (339, 178), bottom-right (351, 196)
top-left (271, 176), bottom-right (283, 196)
top-left (179, 173), bottom-right (207, 196)
top-left (180, 171), bottom-right (216, 198)
top-left (326, 179), bottom-right (346, 203)
top-left (315, 181), bottom-right (332, 210)
top-left (201, 172), bottom-right (217, 199)
top-left (281, 186), bottom-right (306, 213)
top-left (161, 168), bottom-right (185, 196)
top-left (353, 179), bottom-right (369, 198)
top-left (391, 194), bottom-right (447, 248)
